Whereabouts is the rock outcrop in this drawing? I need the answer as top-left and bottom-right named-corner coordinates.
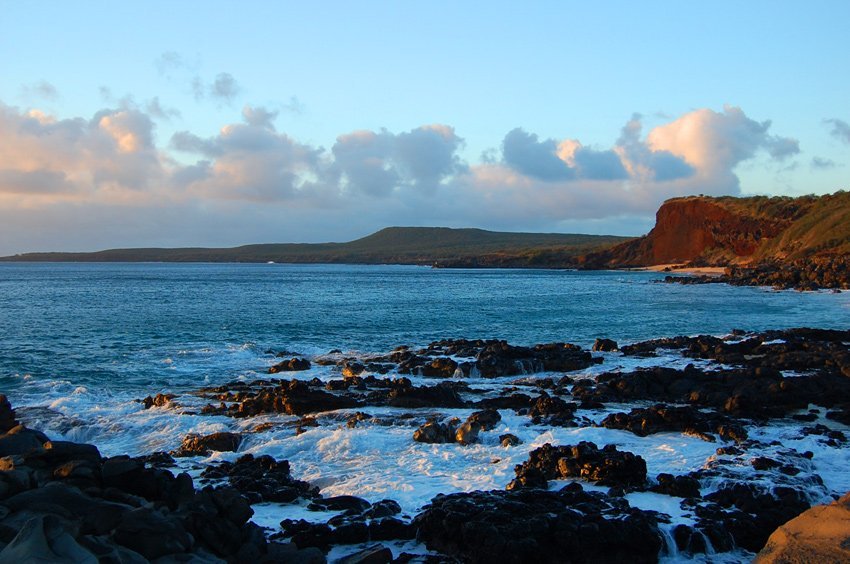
top-left (580, 192), bottom-right (850, 284)
top-left (755, 492), bottom-right (850, 563)
top-left (414, 485), bottom-right (662, 564)
top-left (507, 442), bottom-right (647, 490)
top-left (0, 412), bottom-right (277, 562)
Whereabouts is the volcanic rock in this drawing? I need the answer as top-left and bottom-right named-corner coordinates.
top-left (694, 483), bottom-right (811, 552)
top-left (528, 393), bottom-right (577, 426)
top-left (414, 485), bottom-right (662, 563)
top-left (0, 396), bottom-right (18, 434)
top-left (200, 453), bottom-right (318, 504)
top-left (269, 358), bottom-right (311, 373)
top-left (599, 404), bottom-right (747, 442)
top-left (593, 338), bottom-right (619, 352)
top-left (413, 420), bottom-right (456, 444)
top-left (508, 442), bottom-right (647, 490)
top-left (172, 432), bottom-right (241, 457)
top-left (454, 409), bottom-right (501, 445)
top-left (140, 393), bottom-right (175, 409)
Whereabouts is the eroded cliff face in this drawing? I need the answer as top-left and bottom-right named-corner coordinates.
top-left (644, 198), bottom-right (793, 264)
top-left (581, 196), bottom-right (808, 268)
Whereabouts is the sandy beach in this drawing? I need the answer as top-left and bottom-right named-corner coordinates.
top-left (640, 264), bottom-right (728, 276)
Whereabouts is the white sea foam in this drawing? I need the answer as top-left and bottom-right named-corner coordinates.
top-left (8, 342), bottom-right (850, 563)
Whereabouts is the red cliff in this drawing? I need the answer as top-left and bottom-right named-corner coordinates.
top-left (580, 194), bottom-right (837, 268)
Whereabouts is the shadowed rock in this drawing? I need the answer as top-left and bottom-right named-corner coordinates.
top-left (269, 358), bottom-right (311, 373)
top-left (508, 442), bottom-right (647, 491)
top-left (172, 432), bottom-right (241, 457)
top-left (414, 484), bottom-right (662, 564)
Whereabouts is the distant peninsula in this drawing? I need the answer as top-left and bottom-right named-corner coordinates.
top-left (0, 227), bottom-right (630, 266)
top-left (4, 191), bottom-right (850, 290)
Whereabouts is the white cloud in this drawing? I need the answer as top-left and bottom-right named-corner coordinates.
top-left (647, 106), bottom-right (799, 193)
top-left (0, 101), bottom-right (805, 253)
top-left (241, 105), bottom-right (278, 130)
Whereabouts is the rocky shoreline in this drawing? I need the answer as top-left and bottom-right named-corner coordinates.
top-left (663, 256), bottom-right (850, 291)
top-left (4, 328), bottom-right (850, 562)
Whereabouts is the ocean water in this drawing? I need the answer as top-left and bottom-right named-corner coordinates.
top-left (2, 262), bottom-right (848, 395)
top-left (2, 263), bottom-right (850, 561)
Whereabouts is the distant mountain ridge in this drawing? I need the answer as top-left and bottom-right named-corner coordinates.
top-left (0, 227), bottom-right (630, 264)
top-left (580, 191), bottom-right (850, 268)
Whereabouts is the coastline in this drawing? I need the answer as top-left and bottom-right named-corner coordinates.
top-left (4, 326), bottom-right (850, 562)
top-left (636, 263), bottom-right (727, 277)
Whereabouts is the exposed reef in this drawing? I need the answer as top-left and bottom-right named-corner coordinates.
top-left (5, 327), bottom-right (850, 561)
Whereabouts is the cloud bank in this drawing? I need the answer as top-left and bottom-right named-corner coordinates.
top-left (0, 102), bottom-right (801, 253)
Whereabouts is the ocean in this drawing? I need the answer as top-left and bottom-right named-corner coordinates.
top-left (2, 263), bottom-right (847, 393)
top-left (2, 263), bottom-right (849, 561)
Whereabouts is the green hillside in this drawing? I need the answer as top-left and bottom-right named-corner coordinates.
top-left (753, 191), bottom-right (850, 259)
top-left (0, 227), bottom-right (631, 265)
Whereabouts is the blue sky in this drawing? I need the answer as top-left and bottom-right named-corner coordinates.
top-left (0, 1), bottom-right (848, 253)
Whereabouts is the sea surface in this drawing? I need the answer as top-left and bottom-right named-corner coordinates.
top-left (2, 262), bottom-right (848, 395)
top-left (2, 263), bottom-right (849, 561)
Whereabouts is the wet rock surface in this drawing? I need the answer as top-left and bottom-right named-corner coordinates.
top-left (414, 484), bottom-right (663, 564)
top-left (200, 453), bottom-right (319, 504)
top-left (276, 496), bottom-right (414, 551)
top-left (0, 408), bottom-right (314, 563)
top-left (269, 357), bottom-right (312, 373)
top-left (664, 256), bottom-right (850, 291)
top-left (600, 404), bottom-right (748, 442)
top-left (323, 338), bottom-right (599, 381)
top-left (8, 328), bottom-right (850, 561)
top-left (173, 328), bottom-right (850, 559)
top-left (172, 431), bottom-right (242, 457)
top-left (693, 483), bottom-right (812, 553)
top-left (574, 329), bottom-right (850, 420)
top-left (412, 409), bottom-right (502, 445)
top-left (508, 442), bottom-right (647, 490)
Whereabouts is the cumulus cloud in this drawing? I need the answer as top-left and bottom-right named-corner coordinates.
top-left (331, 129), bottom-right (398, 197)
top-left (241, 105), bottom-right (278, 130)
top-left (0, 101), bottom-right (804, 254)
top-left (394, 125), bottom-right (466, 190)
top-left (502, 128), bottom-right (574, 181)
top-left (170, 117), bottom-right (321, 202)
top-left (0, 169), bottom-right (72, 194)
top-left (0, 103), bottom-right (165, 203)
top-left (615, 115), bottom-right (695, 182)
top-left (501, 119), bottom-right (687, 183)
top-left (825, 118), bottom-right (850, 144)
top-left (646, 106), bottom-right (799, 194)
top-left (328, 125), bottom-right (465, 197)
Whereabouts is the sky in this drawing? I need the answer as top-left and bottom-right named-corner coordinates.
top-left (0, 1), bottom-right (848, 254)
